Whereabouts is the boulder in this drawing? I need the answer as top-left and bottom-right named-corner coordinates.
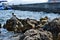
top-left (43, 18), bottom-right (60, 40)
top-left (18, 18), bottom-right (39, 33)
top-left (26, 18), bottom-right (38, 29)
top-left (3, 13), bottom-right (39, 33)
top-left (22, 29), bottom-right (53, 40)
top-left (3, 13), bottom-right (24, 33)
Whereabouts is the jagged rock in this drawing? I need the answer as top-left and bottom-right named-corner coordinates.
top-left (22, 29), bottom-right (53, 40)
top-left (18, 18), bottom-right (39, 33)
top-left (43, 18), bottom-right (60, 40)
top-left (4, 19), bottom-right (24, 32)
top-left (3, 18), bottom-right (37, 33)
top-left (26, 18), bottom-right (38, 29)
top-left (3, 13), bottom-right (24, 32)
top-left (3, 13), bottom-right (39, 33)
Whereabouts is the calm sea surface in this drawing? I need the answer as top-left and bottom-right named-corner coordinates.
top-left (0, 10), bottom-right (60, 40)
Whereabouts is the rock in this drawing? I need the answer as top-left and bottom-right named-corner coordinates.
top-left (23, 36), bottom-right (40, 40)
top-left (43, 18), bottom-right (60, 40)
top-left (26, 18), bottom-right (38, 29)
top-left (23, 29), bottom-right (53, 40)
top-left (19, 34), bottom-right (26, 40)
top-left (23, 29), bottom-right (40, 40)
top-left (3, 13), bottom-right (24, 33)
top-left (3, 13), bottom-right (39, 33)
top-left (17, 18), bottom-right (38, 33)
top-left (39, 30), bottom-right (53, 40)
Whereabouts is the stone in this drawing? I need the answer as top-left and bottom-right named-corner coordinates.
top-left (3, 13), bottom-right (39, 33)
top-left (26, 18), bottom-right (38, 29)
top-left (23, 29), bottom-right (53, 40)
top-left (43, 18), bottom-right (60, 40)
top-left (23, 29), bottom-right (40, 40)
top-left (3, 13), bottom-right (24, 33)
top-left (18, 18), bottom-right (38, 32)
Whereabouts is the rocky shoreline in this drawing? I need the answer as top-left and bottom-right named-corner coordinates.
top-left (0, 13), bottom-right (60, 40)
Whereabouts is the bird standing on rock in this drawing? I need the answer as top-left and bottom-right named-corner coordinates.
top-left (38, 16), bottom-right (49, 28)
top-left (3, 13), bottom-right (24, 33)
top-left (11, 13), bottom-right (24, 32)
top-left (40, 16), bottom-right (48, 23)
top-left (11, 13), bottom-right (18, 20)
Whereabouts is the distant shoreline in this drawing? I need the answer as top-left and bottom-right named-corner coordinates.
top-left (11, 2), bottom-right (60, 13)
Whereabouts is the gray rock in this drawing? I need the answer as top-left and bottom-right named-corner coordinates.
top-left (24, 29), bottom-right (53, 40)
